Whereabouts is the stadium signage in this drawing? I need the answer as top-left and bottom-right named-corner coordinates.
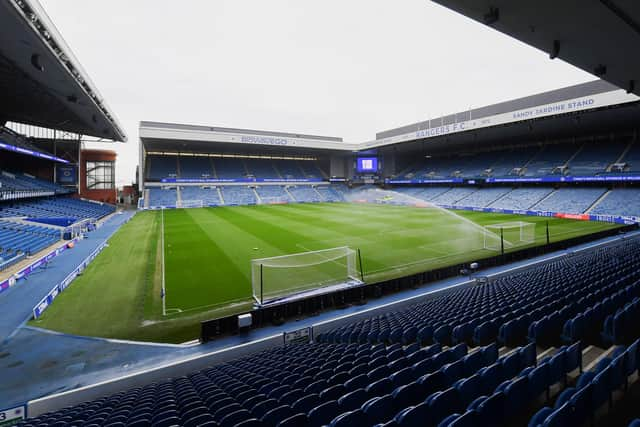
top-left (0, 140), bottom-right (69, 164)
top-left (0, 239), bottom-right (76, 296)
top-left (364, 89), bottom-right (639, 148)
top-left (436, 204), bottom-right (637, 225)
top-left (240, 135), bottom-right (288, 145)
top-left (32, 241), bottom-right (109, 318)
top-left (160, 177), bottom-right (324, 183)
top-left (0, 405), bottom-right (26, 425)
top-left (486, 175), bottom-right (640, 183)
top-left (283, 326), bottom-right (313, 345)
top-left (385, 178), bottom-right (464, 184)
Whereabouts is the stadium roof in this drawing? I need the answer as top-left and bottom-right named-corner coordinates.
top-left (142, 79), bottom-right (640, 157)
top-left (432, 0), bottom-right (640, 97)
top-left (139, 121), bottom-right (355, 154)
top-left (0, 0), bottom-right (126, 141)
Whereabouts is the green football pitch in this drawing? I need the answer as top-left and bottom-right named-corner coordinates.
top-left (30, 203), bottom-right (621, 343)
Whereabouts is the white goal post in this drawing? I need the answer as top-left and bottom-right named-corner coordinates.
top-left (251, 246), bottom-right (362, 306)
top-left (483, 221), bottom-right (535, 252)
top-left (177, 199), bottom-right (205, 208)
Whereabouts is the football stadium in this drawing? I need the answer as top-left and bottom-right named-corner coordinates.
top-left (2, 0), bottom-right (640, 426)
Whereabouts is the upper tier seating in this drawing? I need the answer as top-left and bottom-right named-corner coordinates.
top-left (0, 198), bottom-right (114, 220)
top-left (590, 189), bottom-right (640, 218)
top-left (523, 144), bottom-right (578, 177)
top-left (567, 140), bottom-right (628, 176)
top-left (147, 156), bottom-right (177, 180)
top-left (299, 161), bottom-right (325, 179)
top-left (487, 147), bottom-right (540, 177)
top-left (178, 157), bottom-right (214, 179)
top-left (245, 159), bottom-right (278, 178)
top-left (273, 160), bottom-right (305, 180)
top-left (620, 143), bottom-right (640, 173)
top-left (532, 188), bottom-right (607, 214)
top-left (212, 158), bottom-right (248, 180)
top-left (146, 156), bottom-right (329, 181)
top-left (0, 171), bottom-right (70, 196)
top-left (20, 238), bottom-right (640, 427)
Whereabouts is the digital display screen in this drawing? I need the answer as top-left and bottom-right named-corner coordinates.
top-left (357, 157), bottom-right (378, 172)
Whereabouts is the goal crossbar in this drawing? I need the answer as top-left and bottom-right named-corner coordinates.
top-left (251, 246), bottom-right (362, 306)
top-left (483, 221), bottom-right (535, 251)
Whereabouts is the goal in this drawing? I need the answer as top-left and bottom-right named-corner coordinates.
top-left (251, 246), bottom-right (362, 306)
top-left (177, 199), bottom-right (204, 208)
top-left (483, 221), bottom-right (535, 251)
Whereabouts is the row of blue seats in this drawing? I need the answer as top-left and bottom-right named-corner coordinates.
top-left (317, 241), bottom-right (640, 348)
top-left (146, 156), bottom-right (327, 181)
top-left (560, 283), bottom-right (640, 345)
top-left (0, 220), bottom-right (59, 255)
top-left (147, 185), bottom-right (348, 208)
top-left (20, 342), bottom-right (497, 427)
top-left (392, 186), bottom-right (640, 217)
top-left (529, 340), bottom-right (639, 427)
top-left (405, 343), bottom-right (581, 427)
top-left (395, 140), bottom-right (640, 180)
top-left (0, 197), bottom-right (114, 220)
top-left (602, 297), bottom-right (640, 346)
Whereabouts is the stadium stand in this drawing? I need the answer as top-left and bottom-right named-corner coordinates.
top-left (147, 188), bottom-right (178, 207)
top-left (454, 187), bottom-right (512, 208)
top-left (179, 157), bottom-right (214, 179)
top-left (288, 186), bottom-right (322, 203)
top-left (523, 144), bottom-right (579, 177)
top-left (212, 158), bottom-right (247, 180)
top-left (532, 188), bottom-right (607, 214)
top-left (392, 187), bottom-right (452, 202)
top-left (614, 143), bottom-right (640, 174)
top-left (245, 159), bottom-right (278, 179)
top-left (0, 171), bottom-right (70, 198)
top-left (299, 161), bottom-right (326, 179)
top-left (528, 341), bottom-right (639, 427)
top-left (180, 187), bottom-right (222, 206)
top-left (147, 156), bottom-right (178, 180)
top-left (0, 198), bottom-right (114, 220)
top-left (430, 188), bottom-right (477, 205)
top-left (273, 160), bottom-right (306, 180)
top-left (19, 238), bottom-right (640, 427)
top-left (488, 188), bottom-right (554, 211)
top-left (146, 156), bottom-right (330, 181)
top-left (567, 140), bottom-right (628, 176)
top-left (256, 186), bottom-right (292, 204)
top-left (220, 186), bottom-right (257, 205)
top-left (591, 189), bottom-right (640, 218)
top-left (315, 185), bottom-right (346, 202)
top-left (486, 147), bottom-right (540, 178)
top-left (0, 220), bottom-right (59, 269)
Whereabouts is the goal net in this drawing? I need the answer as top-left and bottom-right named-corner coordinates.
top-left (251, 246), bottom-right (361, 306)
top-left (177, 199), bottom-right (204, 208)
top-left (483, 221), bottom-right (535, 251)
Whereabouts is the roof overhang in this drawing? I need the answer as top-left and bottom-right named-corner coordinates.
top-left (139, 121), bottom-right (356, 155)
top-left (0, 0), bottom-right (126, 141)
top-left (431, 0), bottom-right (640, 97)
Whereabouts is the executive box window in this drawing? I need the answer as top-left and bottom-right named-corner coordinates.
top-left (86, 160), bottom-right (115, 190)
